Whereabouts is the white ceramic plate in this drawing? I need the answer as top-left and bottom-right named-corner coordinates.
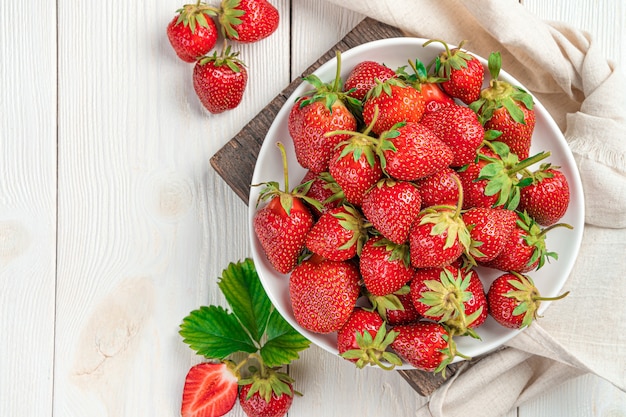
top-left (248, 37), bottom-right (585, 369)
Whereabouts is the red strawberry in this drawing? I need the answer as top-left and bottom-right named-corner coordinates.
top-left (518, 164), bottom-right (570, 226)
top-left (420, 104), bottom-right (485, 167)
top-left (193, 47), bottom-right (247, 114)
top-left (414, 167), bottom-right (461, 208)
top-left (424, 39), bottom-right (485, 105)
top-left (391, 321), bottom-right (463, 375)
top-left (238, 369), bottom-right (295, 417)
top-left (380, 122), bottom-right (453, 181)
top-left (471, 52), bottom-right (536, 160)
top-left (359, 236), bottom-right (414, 296)
top-left (181, 362), bottom-right (238, 417)
top-left (253, 143), bottom-right (322, 274)
top-left (298, 170), bottom-right (343, 218)
top-left (384, 292), bottom-right (421, 326)
top-left (289, 254), bottom-right (361, 334)
top-left (361, 178), bottom-right (422, 245)
top-left (305, 205), bottom-right (369, 261)
top-left (337, 308), bottom-right (402, 369)
top-left (396, 58), bottom-right (455, 114)
top-left (463, 207), bottom-right (518, 262)
top-left (219, 0), bottom-right (279, 43)
top-left (362, 78), bottom-right (426, 135)
top-left (487, 272), bottom-right (569, 329)
top-left (167, 4), bottom-right (219, 63)
top-left (288, 53), bottom-right (360, 173)
top-left (344, 60), bottom-right (397, 101)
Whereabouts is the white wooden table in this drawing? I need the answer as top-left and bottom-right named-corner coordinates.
top-left (2, 0), bottom-right (625, 416)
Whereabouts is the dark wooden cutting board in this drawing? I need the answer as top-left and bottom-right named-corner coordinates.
top-left (210, 16), bottom-right (485, 396)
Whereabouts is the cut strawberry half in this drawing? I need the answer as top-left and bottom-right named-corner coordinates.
top-left (181, 362), bottom-right (239, 417)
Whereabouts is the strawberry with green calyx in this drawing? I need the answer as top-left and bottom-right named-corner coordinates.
top-left (408, 175), bottom-right (472, 269)
top-left (396, 58), bottom-right (455, 114)
top-left (305, 204), bottom-right (370, 261)
top-left (218, 0), bottom-right (279, 43)
top-left (361, 178), bottom-right (422, 245)
top-left (179, 259), bottom-right (311, 417)
top-left (238, 356), bottom-right (295, 417)
top-left (193, 44), bottom-right (248, 114)
top-left (289, 51), bottom-right (361, 173)
top-left (391, 321), bottom-right (469, 377)
top-left (344, 60), bottom-right (398, 101)
top-left (359, 236), bottom-right (415, 296)
top-left (167, 2), bottom-right (220, 63)
top-left (367, 286), bottom-right (421, 326)
top-left (362, 77), bottom-right (426, 135)
top-left (483, 211), bottom-right (573, 272)
top-left (517, 163), bottom-right (570, 226)
top-left (253, 142), bottom-right (324, 274)
top-left (487, 271), bottom-right (569, 329)
top-left (337, 308), bottom-right (403, 370)
top-left (289, 254), bottom-right (361, 334)
top-left (423, 39), bottom-right (485, 105)
top-left (463, 206), bottom-right (518, 262)
top-left (470, 52), bottom-right (536, 160)
top-left (298, 170), bottom-right (344, 218)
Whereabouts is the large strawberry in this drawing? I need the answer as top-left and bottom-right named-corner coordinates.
top-left (305, 204), bottom-right (369, 261)
top-left (359, 236), bottom-right (414, 296)
top-left (288, 52), bottom-right (360, 173)
top-left (518, 164), bottom-right (570, 226)
top-left (238, 368), bottom-right (294, 417)
top-left (167, 3), bottom-right (219, 63)
top-left (193, 46), bottom-right (247, 114)
top-left (362, 78), bottom-right (426, 135)
top-left (289, 254), bottom-right (361, 334)
top-left (253, 143), bottom-right (322, 274)
top-left (396, 58), bottom-right (455, 114)
top-left (414, 167), bottom-right (461, 208)
top-left (379, 121), bottom-right (453, 181)
top-left (470, 52), bottom-right (536, 160)
top-left (181, 362), bottom-right (238, 417)
top-left (420, 104), bottom-right (485, 167)
top-left (337, 307), bottom-right (402, 369)
top-left (487, 272), bottom-right (569, 329)
top-left (343, 60), bottom-right (397, 101)
top-left (219, 0), bottom-right (279, 43)
top-left (361, 178), bottom-right (422, 245)
top-left (391, 321), bottom-right (464, 376)
top-left (424, 39), bottom-right (485, 105)
top-left (463, 206), bottom-right (518, 263)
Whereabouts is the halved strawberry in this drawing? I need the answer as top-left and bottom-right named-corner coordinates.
top-left (181, 362), bottom-right (238, 417)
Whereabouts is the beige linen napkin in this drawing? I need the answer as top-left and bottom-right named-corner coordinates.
top-left (319, 0), bottom-right (626, 415)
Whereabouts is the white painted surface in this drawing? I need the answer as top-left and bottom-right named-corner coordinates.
top-left (0, 0), bottom-right (624, 416)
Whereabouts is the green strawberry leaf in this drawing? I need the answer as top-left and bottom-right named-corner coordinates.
top-left (260, 308), bottom-right (311, 367)
top-left (180, 305), bottom-right (258, 359)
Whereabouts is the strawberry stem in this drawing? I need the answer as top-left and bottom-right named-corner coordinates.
top-left (276, 141), bottom-right (289, 192)
top-left (538, 222), bottom-right (574, 238)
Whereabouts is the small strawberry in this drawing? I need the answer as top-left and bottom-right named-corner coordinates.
top-left (391, 321), bottom-right (465, 376)
top-left (167, 3), bottom-right (219, 63)
top-left (424, 39), bottom-right (485, 105)
top-left (181, 362), bottom-right (239, 417)
top-left (238, 368), bottom-right (295, 417)
top-left (470, 52), bottom-right (536, 160)
top-left (337, 308), bottom-right (402, 369)
top-left (359, 236), bottom-right (415, 296)
top-left (193, 46), bottom-right (247, 114)
top-left (420, 104), bottom-right (485, 167)
top-left (463, 206), bottom-right (518, 263)
top-left (487, 272), bottom-right (569, 329)
top-left (298, 170), bottom-right (343, 218)
top-left (518, 164), bottom-right (571, 226)
top-left (361, 178), bottom-right (422, 245)
top-left (288, 52), bottom-right (360, 173)
top-left (383, 292), bottom-right (421, 326)
top-left (362, 78), bottom-right (426, 135)
top-left (396, 58), bottom-right (455, 114)
top-left (253, 142), bottom-right (323, 274)
top-left (414, 167), bottom-right (461, 208)
top-left (289, 254), bottom-right (361, 334)
top-left (379, 121), bottom-right (454, 181)
top-left (219, 0), bottom-right (279, 43)
top-left (305, 205), bottom-right (369, 261)
top-left (343, 60), bottom-right (397, 101)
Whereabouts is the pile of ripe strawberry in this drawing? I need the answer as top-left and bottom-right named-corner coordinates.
top-left (166, 0), bottom-right (279, 113)
top-left (253, 39), bottom-right (573, 374)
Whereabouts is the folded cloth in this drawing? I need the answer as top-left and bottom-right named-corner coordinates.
top-left (320, 0), bottom-right (626, 415)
